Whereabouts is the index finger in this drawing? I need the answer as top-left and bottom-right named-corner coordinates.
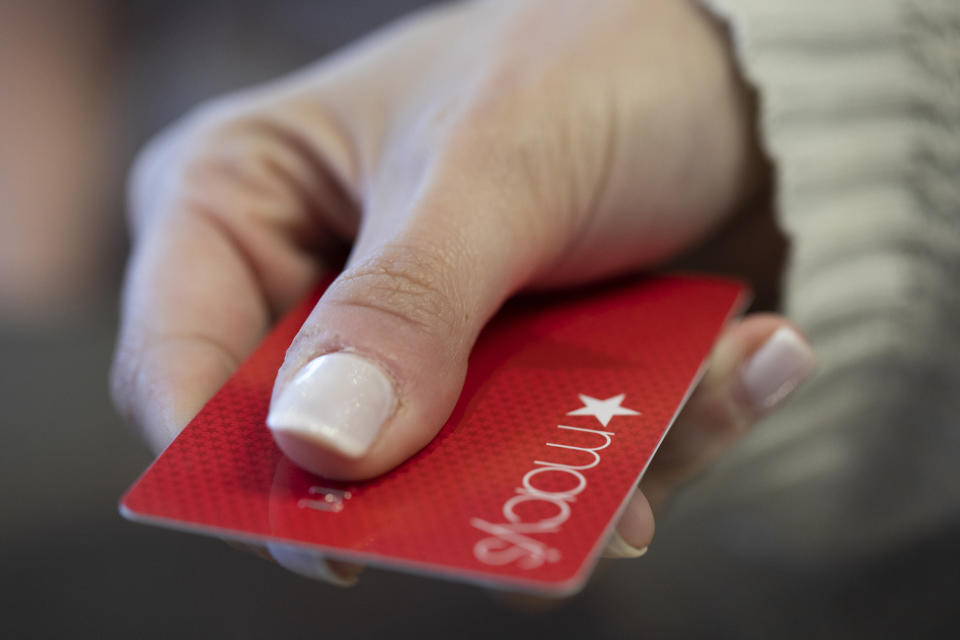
top-left (110, 115), bottom-right (334, 452)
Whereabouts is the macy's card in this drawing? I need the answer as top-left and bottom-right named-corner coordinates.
top-left (121, 274), bottom-right (747, 595)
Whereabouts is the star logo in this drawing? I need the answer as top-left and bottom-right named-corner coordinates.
top-left (566, 394), bottom-right (640, 428)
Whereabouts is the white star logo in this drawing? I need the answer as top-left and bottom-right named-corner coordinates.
top-left (567, 394), bottom-right (640, 428)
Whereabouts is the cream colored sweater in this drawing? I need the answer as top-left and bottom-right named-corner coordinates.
top-left (686, 0), bottom-right (960, 559)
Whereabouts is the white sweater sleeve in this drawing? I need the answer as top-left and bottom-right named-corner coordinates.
top-left (684, 0), bottom-right (960, 560)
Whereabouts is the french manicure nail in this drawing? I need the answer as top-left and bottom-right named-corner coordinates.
top-left (602, 530), bottom-right (649, 559)
top-left (740, 326), bottom-right (815, 410)
top-left (267, 352), bottom-right (397, 459)
top-left (266, 542), bottom-right (358, 587)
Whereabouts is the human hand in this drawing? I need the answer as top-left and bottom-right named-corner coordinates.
top-left (111, 0), bottom-right (814, 585)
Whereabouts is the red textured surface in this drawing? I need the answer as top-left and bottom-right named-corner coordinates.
top-left (121, 274), bottom-right (747, 594)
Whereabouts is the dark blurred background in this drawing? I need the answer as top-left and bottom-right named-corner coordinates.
top-left (1, 2), bottom-right (957, 638)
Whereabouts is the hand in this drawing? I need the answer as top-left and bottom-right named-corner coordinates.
top-left (111, 0), bottom-right (814, 585)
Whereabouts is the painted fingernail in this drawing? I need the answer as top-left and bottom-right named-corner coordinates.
top-left (602, 530), bottom-right (649, 559)
top-left (267, 352), bottom-right (397, 459)
top-left (740, 326), bottom-right (815, 411)
top-left (266, 542), bottom-right (359, 587)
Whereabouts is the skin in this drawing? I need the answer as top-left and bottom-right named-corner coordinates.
top-left (111, 0), bottom-right (809, 580)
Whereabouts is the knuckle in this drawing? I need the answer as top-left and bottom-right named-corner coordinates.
top-left (698, 388), bottom-right (752, 440)
top-left (330, 242), bottom-right (468, 337)
top-left (127, 95), bottom-right (267, 228)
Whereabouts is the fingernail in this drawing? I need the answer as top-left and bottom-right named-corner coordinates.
top-left (266, 542), bottom-right (358, 587)
top-left (267, 352), bottom-right (397, 459)
top-left (602, 530), bottom-right (649, 559)
top-left (740, 326), bottom-right (815, 411)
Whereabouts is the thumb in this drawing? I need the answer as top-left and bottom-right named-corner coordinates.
top-left (266, 170), bottom-right (549, 480)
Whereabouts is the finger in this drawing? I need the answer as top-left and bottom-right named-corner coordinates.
top-left (603, 488), bottom-right (654, 559)
top-left (640, 314), bottom-right (815, 512)
top-left (601, 314), bottom-right (815, 559)
top-left (110, 107), bottom-right (344, 452)
top-left (265, 138), bottom-right (566, 480)
top-left (111, 208), bottom-right (273, 452)
top-left (227, 540), bottom-right (363, 588)
top-left (265, 543), bottom-right (363, 587)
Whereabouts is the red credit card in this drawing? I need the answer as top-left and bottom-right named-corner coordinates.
top-left (121, 274), bottom-right (747, 595)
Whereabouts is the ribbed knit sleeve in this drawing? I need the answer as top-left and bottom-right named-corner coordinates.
top-left (684, 0), bottom-right (960, 560)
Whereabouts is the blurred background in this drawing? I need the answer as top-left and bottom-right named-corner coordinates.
top-left (1, 1), bottom-right (957, 638)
